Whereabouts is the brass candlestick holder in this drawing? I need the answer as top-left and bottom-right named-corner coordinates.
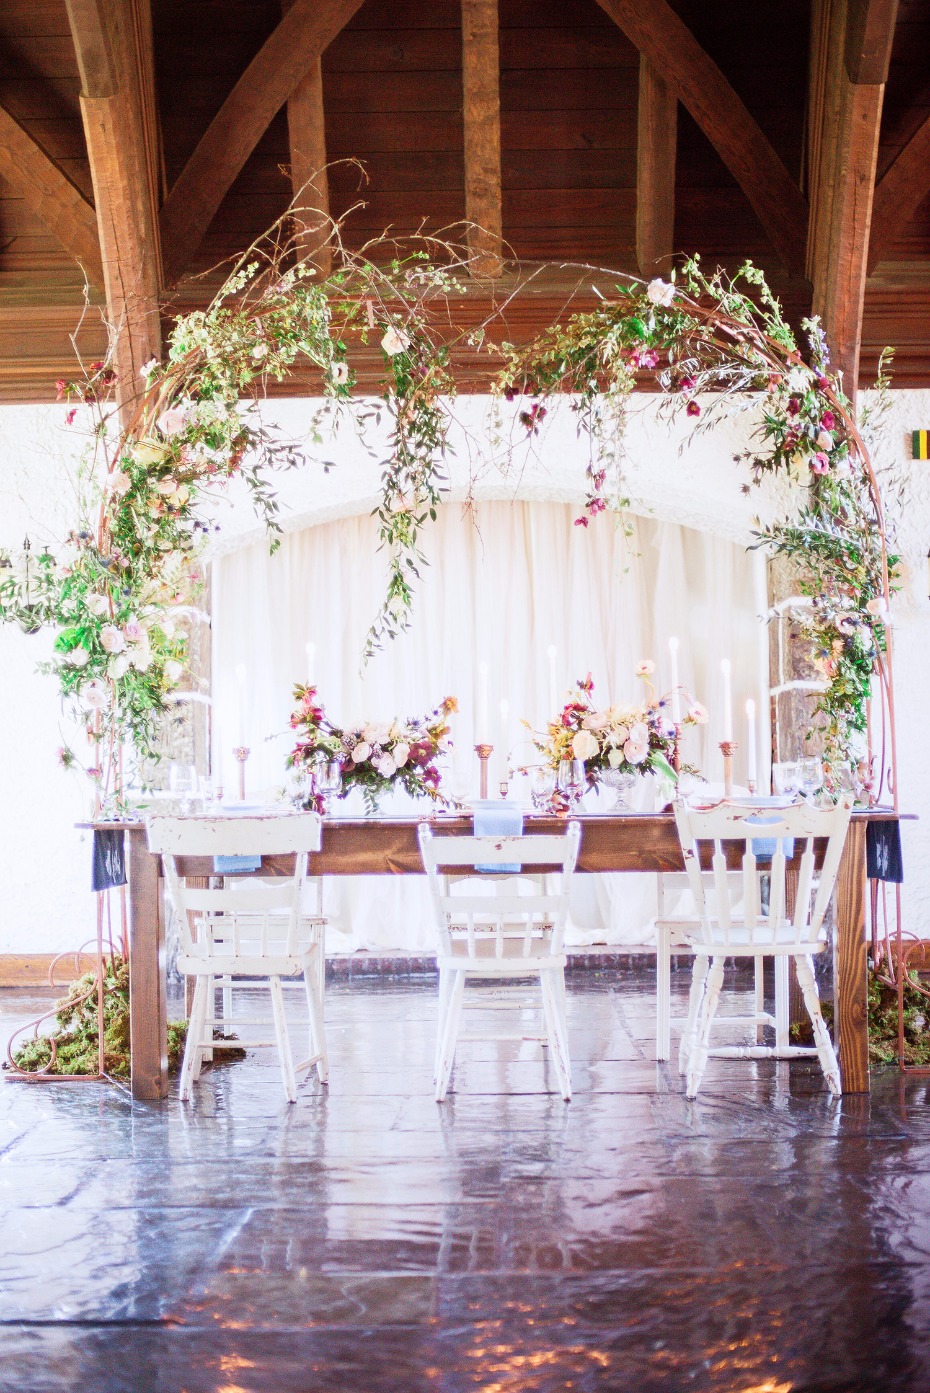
top-left (474, 742), bottom-right (493, 800)
top-left (233, 745), bottom-right (250, 801)
top-left (719, 740), bottom-right (737, 799)
top-left (672, 723), bottom-right (682, 775)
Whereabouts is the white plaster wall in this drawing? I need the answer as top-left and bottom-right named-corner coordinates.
top-left (0, 390), bottom-right (927, 952)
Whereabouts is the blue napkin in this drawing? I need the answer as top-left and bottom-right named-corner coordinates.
top-left (750, 837), bottom-right (794, 863)
top-left (213, 855), bottom-right (262, 874)
top-left (474, 802), bottom-right (523, 873)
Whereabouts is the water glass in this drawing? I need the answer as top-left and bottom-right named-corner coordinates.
top-left (798, 756), bottom-right (823, 804)
top-left (169, 762), bottom-right (197, 815)
top-left (316, 759), bottom-right (343, 815)
top-left (530, 766), bottom-right (556, 811)
top-left (772, 761), bottom-right (800, 798)
top-left (557, 758), bottom-right (587, 808)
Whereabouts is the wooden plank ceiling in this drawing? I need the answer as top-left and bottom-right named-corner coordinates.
top-left (0, 0), bottom-right (929, 402)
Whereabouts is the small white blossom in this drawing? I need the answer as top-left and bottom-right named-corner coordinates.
top-left (380, 326), bottom-right (410, 356)
top-left (646, 279), bottom-right (676, 308)
top-left (100, 624), bottom-right (125, 654)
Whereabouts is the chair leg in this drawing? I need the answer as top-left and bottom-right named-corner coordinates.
top-left (303, 955), bottom-right (328, 1084)
top-left (435, 971), bottom-right (465, 1102)
top-left (795, 953), bottom-right (841, 1096)
top-left (774, 955), bottom-right (790, 1049)
top-left (434, 966), bottom-right (453, 1083)
top-left (269, 976), bottom-right (297, 1103)
top-left (197, 975), bottom-right (214, 1069)
top-left (656, 924), bottom-right (671, 1062)
top-left (222, 977), bottom-right (233, 1033)
top-left (679, 954), bottom-right (710, 1074)
top-left (686, 955), bottom-right (724, 1099)
top-left (179, 976), bottom-right (209, 1101)
top-left (754, 957), bottom-right (766, 1043)
top-left (540, 969), bottom-right (572, 1101)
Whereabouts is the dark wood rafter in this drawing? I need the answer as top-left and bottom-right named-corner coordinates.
top-left (807, 0), bottom-right (898, 395)
top-left (66, 0), bottom-right (163, 416)
top-left (868, 111), bottom-right (930, 273)
top-left (596, 0), bottom-right (809, 276)
top-left (159, 0), bottom-right (364, 286)
top-left (0, 103), bottom-right (104, 290)
top-left (282, 0), bottom-right (332, 275)
top-left (636, 55), bottom-right (677, 278)
top-left (462, 0), bottom-right (503, 278)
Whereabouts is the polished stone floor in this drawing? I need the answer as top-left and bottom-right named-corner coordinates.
top-left (2, 968), bottom-right (930, 1392)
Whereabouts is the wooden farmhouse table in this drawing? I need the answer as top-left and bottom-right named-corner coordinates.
top-left (109, 808), bottom-right (902, 1101)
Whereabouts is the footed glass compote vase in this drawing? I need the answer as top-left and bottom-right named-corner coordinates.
top-left (600, 768), bottom-right (636, 811)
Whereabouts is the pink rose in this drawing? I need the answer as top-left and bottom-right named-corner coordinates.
top-left (810, 452), bottom-right (830, 475)
top-left (123, 619), bottom-right (144, 643)
top-left (157, 407), bottom-right (187, 437)
top-left (100, 624), bottom-right (125, 653)
top-left (80, 679), bottom-right (110, 711)
top-left (623, 738), bottom-right (648, 765)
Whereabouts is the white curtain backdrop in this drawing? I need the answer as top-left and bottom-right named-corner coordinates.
top-left (212, 500), bottom-right (768, 949)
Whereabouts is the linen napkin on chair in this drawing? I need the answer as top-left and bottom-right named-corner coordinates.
top-left (474, 802), bottom-right (523, 873)
top-left (213, 853), bottom-right (263, 874)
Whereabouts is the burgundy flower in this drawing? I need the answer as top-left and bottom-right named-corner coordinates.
top-left (787, 397), bottom-right (801, 416)
top-left (679, 375), bottom-right (696, 392)
top-left (686, 400), bottom-right (701, 417)
top-left (65, 408), bottom-right (77, 425)
top-left (816, 375), bottom-right (830, 390)
top-left (821, 410), bottom-right (835, 430)
top-left (574, 516), bottom-right (589, 527)
top-left (55, 379), bottom-right (67, 401)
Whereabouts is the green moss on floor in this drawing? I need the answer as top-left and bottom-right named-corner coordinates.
top-left (11, 957), bottom-right (244, 1078)
top-left (790, 968), bottom-right (930, 1067)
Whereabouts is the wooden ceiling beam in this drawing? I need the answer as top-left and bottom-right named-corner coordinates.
top-left (596, 0), bottom-right (808, 276)
top-left (159, 0), bottom-right (364, 287)
top-left (636, 55), bottom-right (677, 278)
top-left (282, 0), bottom-right (331, 276)
top-left (807, 0), bottom-right (897, 396)
top-left (0, 103), bottom-right (104, 290)
top-left (462, 0), bottom-right (503, 279)
top-left (868, 109), bottom-right (930, 273)
top-left (67, 0), bottom-right (163, 417)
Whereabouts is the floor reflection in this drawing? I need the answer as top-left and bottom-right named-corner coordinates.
top-left (1, 970), bottom-right (929, 1390)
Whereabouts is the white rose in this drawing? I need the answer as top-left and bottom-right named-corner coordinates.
top-left (155, 477), bottom-right (177, 495)
top-left (816, 429), bottom-right (834, 451)
top-left (393, 741), bottom-right (410, 768)
top-left (67, 647), bottom-right (90, 668)
top-left (86, 593), bottom-right (110, 617)
top-left (607, 747), bottom-right (624, 769)
top-left (133, 439), bottom-right (168, 467)
top-left (380, 326), bottom-right (410, 356)
top-left (608, 724), bottom-right (630, 746)
top-left (572, 729), bottom-right (599, 761)
top-left (376, 753), bottom-right (397, 778)
top-left (623, 737), bottom-right (648, 765)
top-left (629, 721), bottom-right (649, 745)
top-left (110, 654), bottom-right (129, 679)
top-left (100, 624), bottom-right (125, 654)
top-left (164, 659), bottom-right (184, 683)
top-left (108, 469), bottom-right (131, 497)
top-left (80, 679), bottom-right (110, 711)
top-left (351, 742), bottom-right (371, 763)
top-left (129, 643), bottom-right (152, 671)
top-left (646, 278), bottom-right (676, 308)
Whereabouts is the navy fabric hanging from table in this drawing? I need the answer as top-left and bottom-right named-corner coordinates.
top-left (866, 820), bottom-right (904, 884)
top-left (92, 829), bottom-right (127, 892)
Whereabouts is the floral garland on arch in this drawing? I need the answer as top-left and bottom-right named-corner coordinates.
top-left (287, 685), bottom-right (456, 814)
top-left (0, 206), bottom-right (900, 807)
top-left (532, 668), bottom-right (708, 785)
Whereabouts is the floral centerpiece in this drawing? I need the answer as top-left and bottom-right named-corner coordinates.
top-left (287, 685), bottom-right (456, 813)
top-left (532, 666), bottom-right (708, 791)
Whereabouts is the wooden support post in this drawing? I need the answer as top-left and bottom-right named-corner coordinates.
top-left (67, 0), bottom-right (163, 420)
top-left (462, 0), bottom-right (503, 279)
top-left (806, 0), bottom-right (897, 396)
top-left (636, 55), bottom-right (677, 278)
top-left (833, 819), bottom-right (870, 1093)
top-left (127, 827), bottom-right (168, 1100)
top-left (282, 0), bottom-right (332, 275)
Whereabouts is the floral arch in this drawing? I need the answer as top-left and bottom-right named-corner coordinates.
top-left (0, 225), bottom-right (898, 810)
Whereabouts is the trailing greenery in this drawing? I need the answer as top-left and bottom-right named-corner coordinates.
top-left (9, 956), bottom-right (245, 1079)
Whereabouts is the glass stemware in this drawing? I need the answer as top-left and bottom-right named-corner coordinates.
top-left (798, 756), bottom-right (823, 804)
top-left (169, 762), bottom-right (196, 815)
top-left (530, 766), bottom-right (557, 812)
top-left (316, 758), bottom-right (343, 816)
top-left (557, 758), bottom-right (587, 809)
top-left (601, 767), bottom-right (636, 811)
top-left (286, 765), bottom-right (310, 809)
top-left (772, 761), bottom-right (800, 799)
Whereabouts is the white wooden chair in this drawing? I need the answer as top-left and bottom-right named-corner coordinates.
top-left (147, 814), bottom-right (327, 1103)
top-left (656, 872), bottom-right (787, 1067)
top-left (418, 820), bottom-right (581, 1102)
top-left (672, 797), bottom-right (853, 1098)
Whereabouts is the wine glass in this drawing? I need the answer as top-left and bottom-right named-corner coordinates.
top-left (772, 761), bottom-right (800, 799)
top-left (169, 762), bottom-right (196, 815)
top-left (286, 765), bottom-right (310, 808)
top-left (530, 766), bottom-right (556, 812)
top-left (316, 758), bottom-right (343, 816)
top-left (799, 756), bottom-right (823, 805)
top-left (445, 763), bottom-right (470, 809)
top-left (557, 758), bottom-right (587, 809)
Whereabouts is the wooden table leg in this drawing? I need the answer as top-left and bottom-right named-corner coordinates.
top-left (833, 820), bottom-right (869, 1093)
top-left (127, 828), bottom-right (168, 1101)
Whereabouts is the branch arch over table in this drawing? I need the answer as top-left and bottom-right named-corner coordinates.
top-left (0, 227), bottom-right (898, 813)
